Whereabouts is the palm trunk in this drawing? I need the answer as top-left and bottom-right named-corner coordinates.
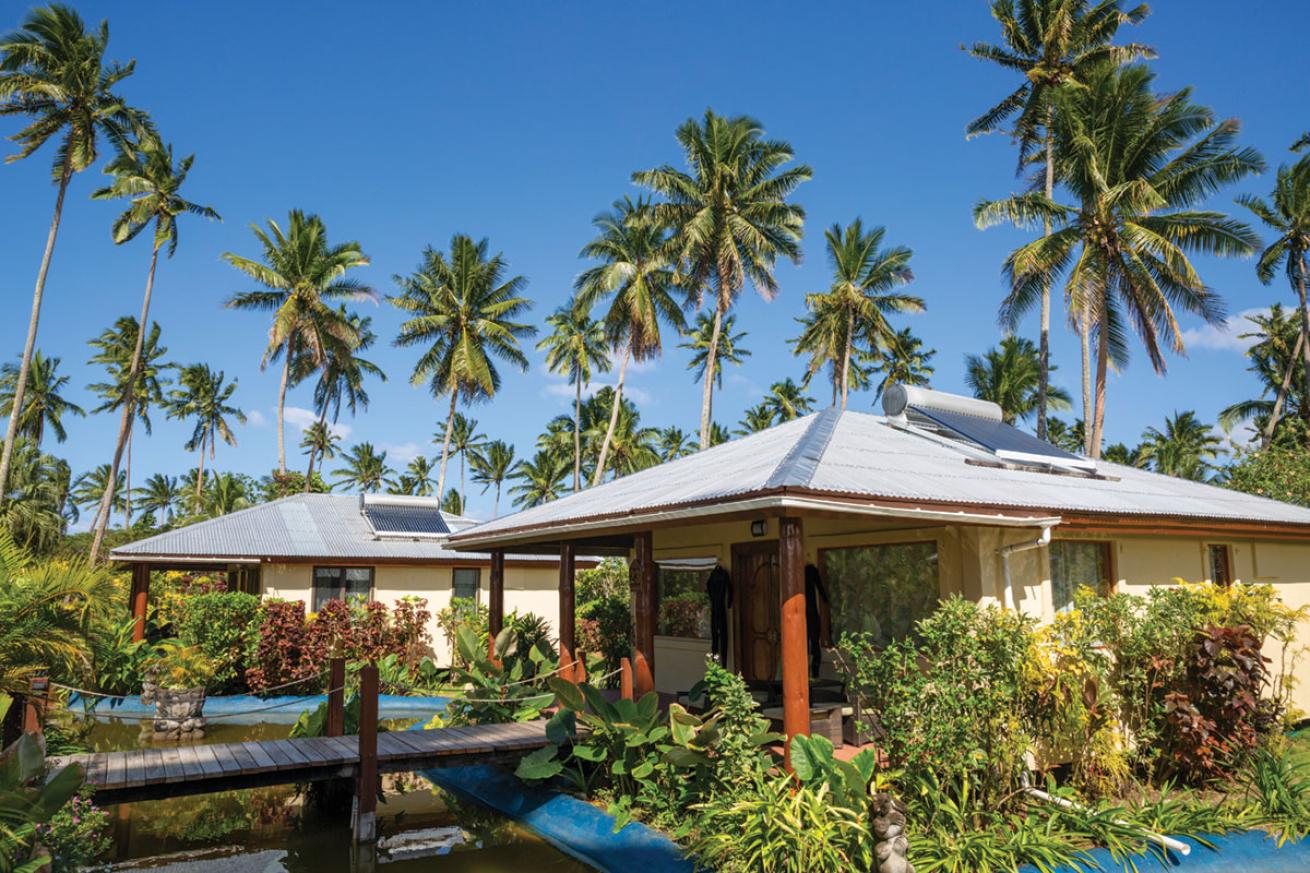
top-left (90, 243), bottom-right (161, 562)
top-left (1081, 303), bottom-right (1092, 455)
top-left (839, 310), bottom-right (853, 410)
top-left (125, 432), bottom-right (132, 526)
top-left (0, 152), bottom-right (74, 503)
top-left (1090, 309), bottom-right (1109, 460)
top-left (195, 439), bottom-right (207, 502)
top-left (1037, 121), bottom-right (1054, 441)
top-left (573, 380), bottom-right (582, 492)
top-left (697, 301), bottom-right (725, 450)
top-left (593, 346), bottom-right (630, 487)
top-left (459, 452), bottom-right (466, 511)
top-left (1297, 257), bottom-right (1310, 442)
top-left (435, 391), bottom-right (458, 499)
top-left (276, 350), bottom-right (292, 474)
top-left (494, 483), bottom-right (501, 518)
top-left (1262, 328), bottom-right (1305, 449)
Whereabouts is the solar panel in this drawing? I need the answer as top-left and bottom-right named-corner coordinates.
top-left (910, 406), bottom-right (1096, 470)
top-left (363, 503), bottom-right (449, 536)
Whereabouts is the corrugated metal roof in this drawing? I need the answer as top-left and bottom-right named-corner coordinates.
top-left (109, 493), bottom-right (563, 563)
top-left (449, 408), bottom-right (1310, 544)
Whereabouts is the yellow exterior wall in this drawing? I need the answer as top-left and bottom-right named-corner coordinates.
top-left (258, 561), bottom-right (562, 665)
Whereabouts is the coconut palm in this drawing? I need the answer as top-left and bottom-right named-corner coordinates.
top-left (1046, 417), bottom-right (1087, 454)
top-left (635, 111), bottom-right (811, 448)
top-left (1138, 410), bottom-right (1223, 481)
top-left (471, 439), bottom-right (515, 517)
top-left (0, 4), bottom-right (149, 502)
top-left (537, 303), bottom-right (611, 491)
top-left (968, 0), bottom-right (1153, 439)
top-left (510, 450), bottom-right (570, 509)
top-left (870, 328), bottom-right (936, 402)
top-left (680, 313), bottom-right (751, 389)
top-left (965, 336), bottom-right (1072, 425)
top-left (300, 420), bottom-right (340, 490)
top-left (583, 388), bottom-right (659, 480)
top-left (137, 473), bottom-right (181, 523)
top-left (810, 221), bottom-right (920, 409)
top-left (1102, 441), bottom-right (1148, 467)
top-left (656, 426), bottom-right (694, 463)
top-left (736, 404), bottom-right (775, 436)
top-left (402, 456), bottom-right (437, 497)
top-left (167, 364), bottom-right (245, 499)
top-left (443, 413), bottom-right (485, 510)
top-left (0, 441), bottom-right (70, 553)
top-left (761, 379), bottom-right (814, 424)
top-left (0, 352), bottom-right (84, 445)
top-left (575, 197), bottom-right (684, 485)
top-left (392, 234), bottom-right (534, 500)
top-left (332, 442), bottom-right (393, 493)
top-left (71, 464), bottom-right (126, 520)
top-left (203, 472), bottom-right (252, 517)
top-left (1219, 306), bottom-right (1306, 446)
top-left (438, 488), bottom-right (463, 516)
top-left (792, 291), bottom-right (855, 405)
top-left (707, 422), bottom-right (732, 448)
top-left (224, 210), bottom-right (373, 473)
top-left (1237, 156), bottom-right (1310, 444)
top-left (975, 65), bottom-right (1263, 457)
top-left (306, 308), bottom-right (386, 427)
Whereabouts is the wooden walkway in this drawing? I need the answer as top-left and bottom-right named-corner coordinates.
top-left (49, 721), bottom-right (552, 804)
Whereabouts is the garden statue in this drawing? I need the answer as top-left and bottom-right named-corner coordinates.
top-left (871, 791), bottom-right (913, 873)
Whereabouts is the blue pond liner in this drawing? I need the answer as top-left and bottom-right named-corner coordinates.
top-left (67, 692), bottom-right (449, 725)
top-left (410, 723), bottom-right (694, 873)
top-left (1018, 830), bottom-right (1310, 873)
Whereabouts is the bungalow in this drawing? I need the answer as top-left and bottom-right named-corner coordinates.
top-left (109, 492), bottom-right (596, 664)
top-left (444, 386), bottom-right (1310, 748)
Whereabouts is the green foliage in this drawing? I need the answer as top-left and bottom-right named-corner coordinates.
top-left (433, 626), bottom-right (555, 727)
top-left (575, 557), bottom-right (628, 604)
top-left (694, 658), bottom-right (776, 790)
top-left (435, 597), bottom-right (486, 669)
top-left (290, 691), bottom-right (364, 739)
top-left (145, 642), bottom-right (215, 690)
top-left (576, 593), bottom-right (631, 682)
top-left (34, 790), bottom-right (110, 873)
top-left (1243, 743), bottom-right (1310, 845)
top-left (175, 591), bottom-right (261, 692)
top-left (1226, 441), bottom-right (1310, 508)
top-left (89, 615), bottom-right (154, 697)
top-left (789, 734), bottom-right (882, 811)
top-left (0, 734), bottom-right (85, 873)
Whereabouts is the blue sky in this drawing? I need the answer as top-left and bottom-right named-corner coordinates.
top-left (2, 1), bottom-right (1307, 521)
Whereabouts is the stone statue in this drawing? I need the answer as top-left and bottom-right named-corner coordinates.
top-left (870, 792), bottom-right (913, 873)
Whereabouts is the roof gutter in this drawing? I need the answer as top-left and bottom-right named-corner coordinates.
top-left (998, 523), bottom-right (1056, 610)
top-left (107, 554), bottom-right (262, 566)
top-left (448, 492), bottom-right (1063, 552)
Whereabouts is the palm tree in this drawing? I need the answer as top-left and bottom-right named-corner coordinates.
top-left (444, 413), bottom-right (485, 510)
top-left (0, 352), bottom-right (84, 445)
top-left (0, 4), bottom-right (148, 502)
top-left (965, 336), bottom-right (1072, 425)
top-left (968, 0), bottom-right (1153, 440)
top-left (811, 220), bottom-right (920, 409)
top-left (224, 210), bottom-right (373, 474)
top-left (300, 420), bottom-right (340, 489)
top-left (137, 473), bottom-right (180, 523)
top-left (167, 364), bottom-right (245, 499)
top-left (0, 441), bottom-right (70, 553)
top-left (1138, 411), bottom-right (1223, 481)
top-left (975, 65), bottom-right (1263, 457)
top-left (87, 317), bottom-right (170, 526)
top-left (707, 422), bottom-right (731, 448)
top-left (792, 291), bottom-right (853, 405)
top-left (440, 488), bottom-right (464, 516)
top-left (1102, 441), bottom-right (1148, 466)
top-left (1237, 156), bottom-right (1310, 444)
top-left (761, 379), bottom-right (814, 424)
top-left (1220, 306), bottom-right (1306, 446)
top-left (392, 234), bottom-right (534, 500)
top-left (305, 307), bottom-right (386, 425)
top-left (71, 464), bottom-right (126, 520)
top-left (510, 450), bottom-right (570, 509)
top-left (536, 303), bottom-right (611, 491)
top-left (399, 456), bottom-right (437, 497)
top-left (656, 426), bottom-right (694, 462)
top-left (635, 111), bottom-right (811, 448)
top-left (575, 197), bottom-right (683, 486)
top-left (203, 472), bottom-right (252, 517)
top-left (471, 439), bottom-right (515, 517)
top-left (736, 404), bottom-right (775, 436)
top-left (88, 134), bottom-right (218, 558)
top-left (583, 388), bottom-right (659, 480)
top-left (332, 442), bottom-right (393, 493)
top-left (871, 328), bottom-right (936, 402)
top-left (680, 313), bottom-right (751, 389)
top-left (1046, 417), bottom-right (1087, 453)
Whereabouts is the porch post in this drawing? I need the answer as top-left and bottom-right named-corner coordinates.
top-left (130, 563), bottom-right (151, 642)
top-left (779, 516), bottom-right (810, 767)
top-left (488, 549), bottom-right (505, 654)
top-left (630, 531), bottom-right (656, 697)
top-left (558, 542), bottom-right (576, 661)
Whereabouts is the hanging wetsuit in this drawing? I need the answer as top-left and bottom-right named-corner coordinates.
top-left (705, 564), bottom-right (732, 666)
top-left (805, 564), bottom-right (830, 677)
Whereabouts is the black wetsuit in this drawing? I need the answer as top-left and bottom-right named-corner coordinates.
top-left (706, 565), bottom-right (732, 666)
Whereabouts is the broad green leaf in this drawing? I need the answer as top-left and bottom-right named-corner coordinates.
top-left (546, 709), bottom-right (576, 745)
top-left (573, 744), bottom-right (606, 762)
top-left (549, 677), bottom-right (586, 712)
top-left (631, 760), bottom-right (655, 780)
top-left (514, 746), bottom-right (563, 781)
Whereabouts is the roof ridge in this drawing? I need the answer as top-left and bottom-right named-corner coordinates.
top-left (763, 406), bottom-right (842, 490)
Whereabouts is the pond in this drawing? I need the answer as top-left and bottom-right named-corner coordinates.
top-left (78, 713), bottom-right (595, 873)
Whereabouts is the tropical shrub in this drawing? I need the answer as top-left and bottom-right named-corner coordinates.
top-left (576, 557), bottom-right (629, 604)
top-left (577, 593), bottom-right (631, 682)
top-left (1243, 743), bottom-right (1310, 845)
top-left (176, 591), bottom-right (261, 692)
top-left (436, 597), bottom-right (486, 669)
top-left (89, 615), bottom-right (156, 697)
top-left (245, 599), bottom-right (316, 693)
top-left (433, 626), bottom-right (556, 727)
top-left (0, 734), bottom-right (85, 873)
top-left (145, 642), bottom-right (215, 690)
top-left (658, 593), bottom-right (705, 638)
top-left (507, 610), bottom-right (554, 669)
top-left (694, 657), bottom-right (776, 791)
top-left (36, 790), bottom-right (111, 873)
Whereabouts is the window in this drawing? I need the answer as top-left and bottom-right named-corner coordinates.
top-left (452, 567), bottom-right (481, 602)
top-left (820, 541), bottom-right (939, 647)
top-left (1208, 544), bottom-right (1233, 586)
top-left (312, 566), bottom-right (372, 612)
top-left (1049, 541), bottom-right (1112, 613)
top-left (657, 567), bottom-right (711, 639)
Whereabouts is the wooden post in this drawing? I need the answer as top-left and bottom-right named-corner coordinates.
top-left (353, 664), bottom-right (379, 844)
top-left (779, 516), bottom-right (810, 770)
top-left (630, 531), bottom-right (656, 697)
top-left (130, 563), bottom-right (151, 643)
top-left (558, 542), bottom-right (576, 662)
top-left (620, 657), bottom-right (633, 701)
top-left (326, 658), bottom-right (345, 738)
top-left (487, 549), bottom-right (505, 659)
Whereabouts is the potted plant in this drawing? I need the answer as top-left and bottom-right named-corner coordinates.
top-left (143, 643), bottom-right (215, 743)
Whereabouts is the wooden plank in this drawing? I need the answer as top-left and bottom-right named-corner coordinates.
top-left (323, 736), bottom-right (360, 761)
top-left (142, 749), bottom-right (167, 784)
top-left (83, 754), bottom-right (107, 787)
top-left (210, 742), bottom-right (244, 775)
top-left (381, 731), bottom-right (427, 756)
top-left (227, 742), bottom-right (259, 773)
top-left (241, 741), bottom-right (278, 772)
top-left (261, 739), bottom-right (296, 769)
top-left (176, 745), bottom-right (205, 780)
top-left (106, 751), bottom-right (127, 788)
top-left (159, 746), bottom-right (185, 782)
top-left (195, 744), bottom-right (224, 778)
top-left (123, 750), bottom-right (148, 788)
top-left (276, 738), bottom-right (314, 766)
top-left (289, 737), bottom-right (336, 764)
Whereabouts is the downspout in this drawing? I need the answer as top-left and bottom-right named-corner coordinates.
top-left (998, 524), bottom-right (1053, 611)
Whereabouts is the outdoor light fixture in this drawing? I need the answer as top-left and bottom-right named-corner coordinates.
top-left (750, 520), bottom-right (768, 537)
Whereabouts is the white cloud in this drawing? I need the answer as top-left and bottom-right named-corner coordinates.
top-left (246, 409), bottom-right (268, 427)
top-left (1180, 308), bottom-right (1269, 353)
top-left (284, 406), bottom-right (352, 440)
top-left (380, 441), bottom-right (423, 463)
top-left (540, 379), bottom-right (653, 406)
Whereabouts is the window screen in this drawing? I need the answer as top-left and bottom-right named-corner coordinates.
top-left (452, 567), bottom-right (481, 602)
top-left (1050, 541), bottom-right (1111, 613)
top-left (312, 566), bottom-right (373, 612)
top-left (821, 542), bottom-right (939, 647)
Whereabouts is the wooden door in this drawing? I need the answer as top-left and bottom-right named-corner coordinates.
top-left (733, 541), bottom-right (780, 682)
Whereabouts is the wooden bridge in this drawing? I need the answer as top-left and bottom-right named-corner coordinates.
top-left (49, 719), bottom-right (553, 805)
